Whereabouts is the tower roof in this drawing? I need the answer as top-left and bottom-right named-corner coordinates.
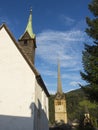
top-left (57, 60), bottom-right (63, 94)
top-left (25, 8), bottom-right (35, 39)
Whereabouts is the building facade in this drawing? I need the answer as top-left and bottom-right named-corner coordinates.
top-left (0, 10), bottom-right (49, 130)
top-left (54, 61), bottom-right (67, 124)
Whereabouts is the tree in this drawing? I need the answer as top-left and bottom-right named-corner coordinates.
top-left (80, 0), bottom-right (98, 102)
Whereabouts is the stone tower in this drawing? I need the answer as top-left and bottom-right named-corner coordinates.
top-left (18, 9), bottom-right (36, 64)
top-left (54, 60), bottom-right (67, 124)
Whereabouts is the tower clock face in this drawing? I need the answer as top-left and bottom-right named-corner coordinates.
top-left (56, 105), bottom-right (63, 112)
top-left (55, 100), bottom-right (66, 112)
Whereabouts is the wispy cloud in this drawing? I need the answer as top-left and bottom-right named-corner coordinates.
top-left (40, 70), bottom-right (57, 77)
top-left (0, 16), bottom-right (10, 25)
top-left (36, 29), bottom-right (86, 69)
top-left (35, 29), bottom-right (87, 93)
top-left (62, 73), bottom-right (81, 81)
top-left (60, 15), bottom-right (75, 26)
top-left (70, 81), bottom-right (80, 87)
top-left (59, 14), bottom-right (87, 31)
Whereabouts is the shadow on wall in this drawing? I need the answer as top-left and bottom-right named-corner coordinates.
top-left (0, 100), bottom-right (49, 130)
top-left (0, 115), bottom-right (33, 130)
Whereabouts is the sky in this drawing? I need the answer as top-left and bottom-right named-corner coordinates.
top-left (0, 0), bottom-right (93, 94)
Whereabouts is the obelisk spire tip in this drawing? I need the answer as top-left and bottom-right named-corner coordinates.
top-left (57, 59), bottom-right (63, 94)
top-left (30, 7), bottom-right (32, 13)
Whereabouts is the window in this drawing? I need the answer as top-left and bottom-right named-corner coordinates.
top-left (24, 40), bottom-right (27, 45)
top-left (58, 101), bottom-right (61, 105)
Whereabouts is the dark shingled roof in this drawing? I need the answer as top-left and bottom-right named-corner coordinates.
top-left (0, 23), bottom-right (50, 97)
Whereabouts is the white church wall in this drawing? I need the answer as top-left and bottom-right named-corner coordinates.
top-left (33, 80), bottom-right (49, 130)
top-left (0, 26), bottom-right (36, 130)
top-left (41, 91), bottom-right (49, 130)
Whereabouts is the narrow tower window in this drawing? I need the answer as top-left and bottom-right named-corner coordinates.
top-left (24, 40), bottom-right (27, 45)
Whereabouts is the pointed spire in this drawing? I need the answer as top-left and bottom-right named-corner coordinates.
top-left (57, 59), bottom-right (63, 94)
top-left (25, 8), bottom-right (35, 38)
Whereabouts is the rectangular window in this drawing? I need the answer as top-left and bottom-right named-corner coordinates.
top-left (58, 101), bottom-right (61, 105)
top-left (24, 40), bottom-right (27, 45)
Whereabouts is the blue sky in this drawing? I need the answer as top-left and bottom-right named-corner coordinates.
top-left (0, 0), bottom-right (92, 94)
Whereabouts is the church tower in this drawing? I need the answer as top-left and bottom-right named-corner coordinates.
top-left (54, 60), bottom-right (67, 124)
top-left (18, 9), bottom-right (36, 64)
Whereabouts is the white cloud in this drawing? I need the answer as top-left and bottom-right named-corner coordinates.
top-left (36, 29), bottom-right (86, 70)
top-left (40, 70), bottom-right (56, 77)
top-left (49, 90), bottom-right (56, 94)
top-left (70, 81), bottom-right (79, 87)
top-left (35, 29), bottom-right (88, 92)
top-left (62, 73), bottom-right (81, 81)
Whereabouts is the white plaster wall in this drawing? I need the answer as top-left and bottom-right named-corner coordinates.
top-left (0, 26), bottom-right (49, 130)
top-left (46, 96), bottom-right (49, 119)
top-left (0, 27), bottom-right (36, 130)
top-left (41, 91), bottom-right (49, 130)
top-left (34, 81), bottom-right (49, 130)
